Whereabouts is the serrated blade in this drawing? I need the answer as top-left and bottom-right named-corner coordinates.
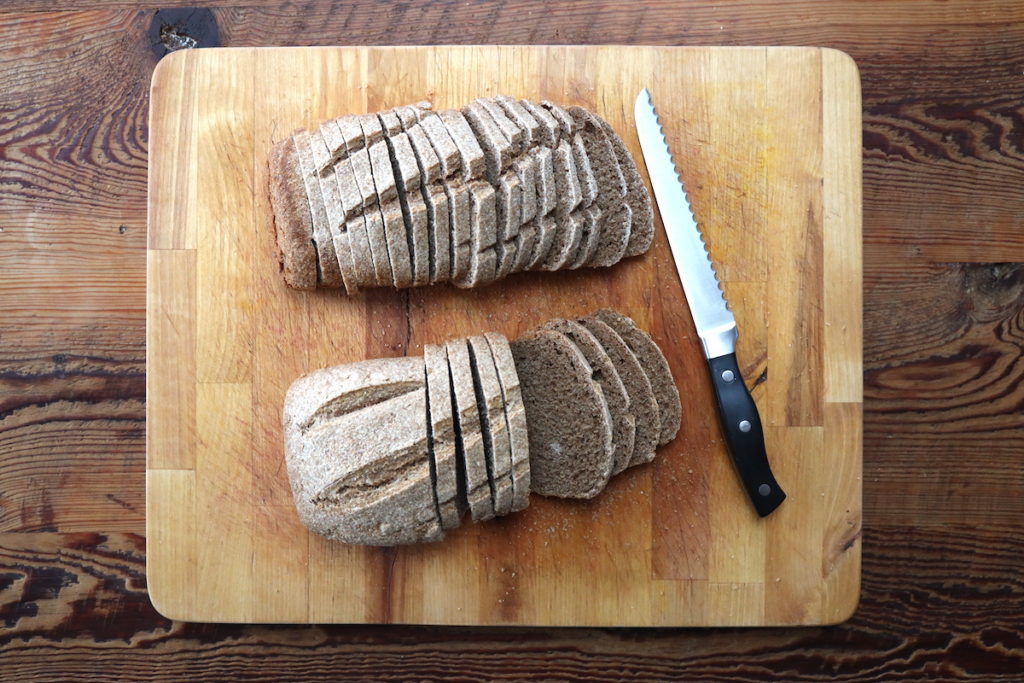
top-left (634, 88), bottom-right (737, 360)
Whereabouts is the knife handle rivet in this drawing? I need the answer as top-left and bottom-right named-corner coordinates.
top-left (758, 484), bottom-right (771, 497)
top-left (721, 370), bottom-right (735, 383)
top-left (739, 420), bottom-right (752, 433)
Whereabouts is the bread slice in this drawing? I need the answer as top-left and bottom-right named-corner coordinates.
top-left (510, 156), bottom-right (539, 273)
top-left (578, 316), bottom-right (659, 466)
top-left (568, 107), bottom-right (632, 268)
top-left (483, 332), bottom-right (530, 512)
top-left (570, 133), bottom-right (599, 208)
top-left (293, 130), bottom-right (342, 287)
top-left (347, 128), bottom-right (394, 286)
top-left (569, 205), bottom-right (604, 269)
top-left (524, 147), bottom-right (557, 270)
top-left (362, 115), bottom-right (413, 288)
top-left (544, 318), bottom-right (636, 475)
top-left (283, 357), bottom-right (442, 545)
top-left (492, 171), bottom-right (523, 281)
top-left (511, 329), bottom-right (613, 499)
top-left (446, 338), bottom-right (495, 521)
top-left (268, 136), bottom-right (317, 290)
top-left (397, 109), bottom-right (452, 284)
top-left (424, 343), bottom-right (465, 529)
top-left (596, 117), bottom-right (654, 257)
top-left (474, 97), bottom-right (524, 154)
top-left (379, 111), bottom-right (430, 287)
top-left (538, 139), bottom-right (584, 271)
top-left (320, 119), bottom-right (378, 290)
top-left (520, 99), bottom-right (560, 148)
top-left (436, 110), bottom-right (490, 283)
top-left (462, 100), bottom-right (513, 182)
top-left (308, 128), bottom-right (358, 293)
top-left (540, 100), bottom-right (577, 138)
top-left (315, 114), bottom-right (365, 174)
top-left (492, 95), bottom-right (540, 147)
top-left (468, 335), bottom-right (514, 515)
top-left (591, 309), bottom-right (681, 446)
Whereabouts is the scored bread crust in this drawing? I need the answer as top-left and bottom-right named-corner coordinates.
top-left (446, 338), bottom-right (496, 521)
top-left (268, 136), bottom-right (318, 290)
top-left (468, 335), bottom-right (514, 516)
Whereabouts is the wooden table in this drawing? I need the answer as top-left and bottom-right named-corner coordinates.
top-left (1, 2), bottom-right (1020, 679)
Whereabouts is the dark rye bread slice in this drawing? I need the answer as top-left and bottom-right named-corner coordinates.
top-left (397, 108), bottom-right (451, 284)
top-left (320, 119), bottom-right (377, 290)
top-left (524, 147), bottom-right (558, 270)
top-left (268, 136), bottom-right (317, 290)
top-left (424, 343), bottom-right (465, 529)
top-left (596, 117), bottom-right (655, 257)
top-left (511, 328), bottom-right (614, 499)
top-left (308, 128), bottom-right (358, 293)
top-left (540, 100), bottom-right (577, 138)
top-left (492, 171), bottom-right (523, 281)
top-left (510, 156), bottom-right (539, 273)
top-left (484, 332), bottom-right (530, 512)
top-left (293, 130), bottom-right (342, 287)
top-left (543, 319), bottom-right (636, 476)
top-left (568, 107), bottom-right (633, 268)
top-left (579, 316), bottom-right (659, 467)
top-left (592, 309), bottom-right (681, 446)
top-left (379, 110), bottom-right (430, 287)
top-left (468, 335), bottom-right (514, 515)
top-left (446, 338), bottom-right (495, 521)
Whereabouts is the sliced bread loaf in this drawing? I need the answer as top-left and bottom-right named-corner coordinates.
top-left (492, 95), bottom-right (540, 147)
top-left (543, 318), bottom-right (636, 475)
top-left (579, 316), bottom-right (660, 466)
top-left (484, 332), bottom-right (531, 512)
top-left (592, 309), bottom-right (681, 446)
top-left (462, 100), bottom-right (513, 182)
top-left (520, 99), bottom-right (560, 148)
top-left (268, 136), bottom-right (317, 290)
top-left (468, 335), bottom-right (514, 516)
top-left (511, 329), bottom-right (614, 499)
top-left (445, 338), bottom-right (495, 520)
top-left (424, 343), bottom-right (465, 529)
top-left (538, 139), bottom-right (584, 271)
top-left (362, 114), bottom-right (413, 288)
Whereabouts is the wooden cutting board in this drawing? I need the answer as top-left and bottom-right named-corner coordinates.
top-left (146, 46), bottom-right (862, 626)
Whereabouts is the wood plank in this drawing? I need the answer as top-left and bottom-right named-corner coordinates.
top-left (145, 45), bottom-right (861, 626)
top-left (145, 469), bottom-right (195, 620)
top-left (146, 249), bottom-right (195, 470)
top-left (764, 48), bottom-right (824, 428)
top-left (822, 49), bottom-right (864, 404)
top-left (193, 50), bottom-right (255, 383)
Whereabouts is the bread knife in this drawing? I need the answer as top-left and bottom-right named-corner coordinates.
top-left (634, 88), bottom-right (785, 517)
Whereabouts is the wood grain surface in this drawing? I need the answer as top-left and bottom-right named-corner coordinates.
top-left (146, 45), bottom-right (861, 626)
top-left (1, 0), bottom-right (1021, 678)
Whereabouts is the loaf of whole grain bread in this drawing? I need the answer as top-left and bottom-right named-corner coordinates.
top-left (268, 98), bottom-right (654, 293)
top-left (282, 310), bottom-right (680, 545)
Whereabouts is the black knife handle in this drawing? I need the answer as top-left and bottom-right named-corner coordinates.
top-left (707, 353), bottom-right (785, 517)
